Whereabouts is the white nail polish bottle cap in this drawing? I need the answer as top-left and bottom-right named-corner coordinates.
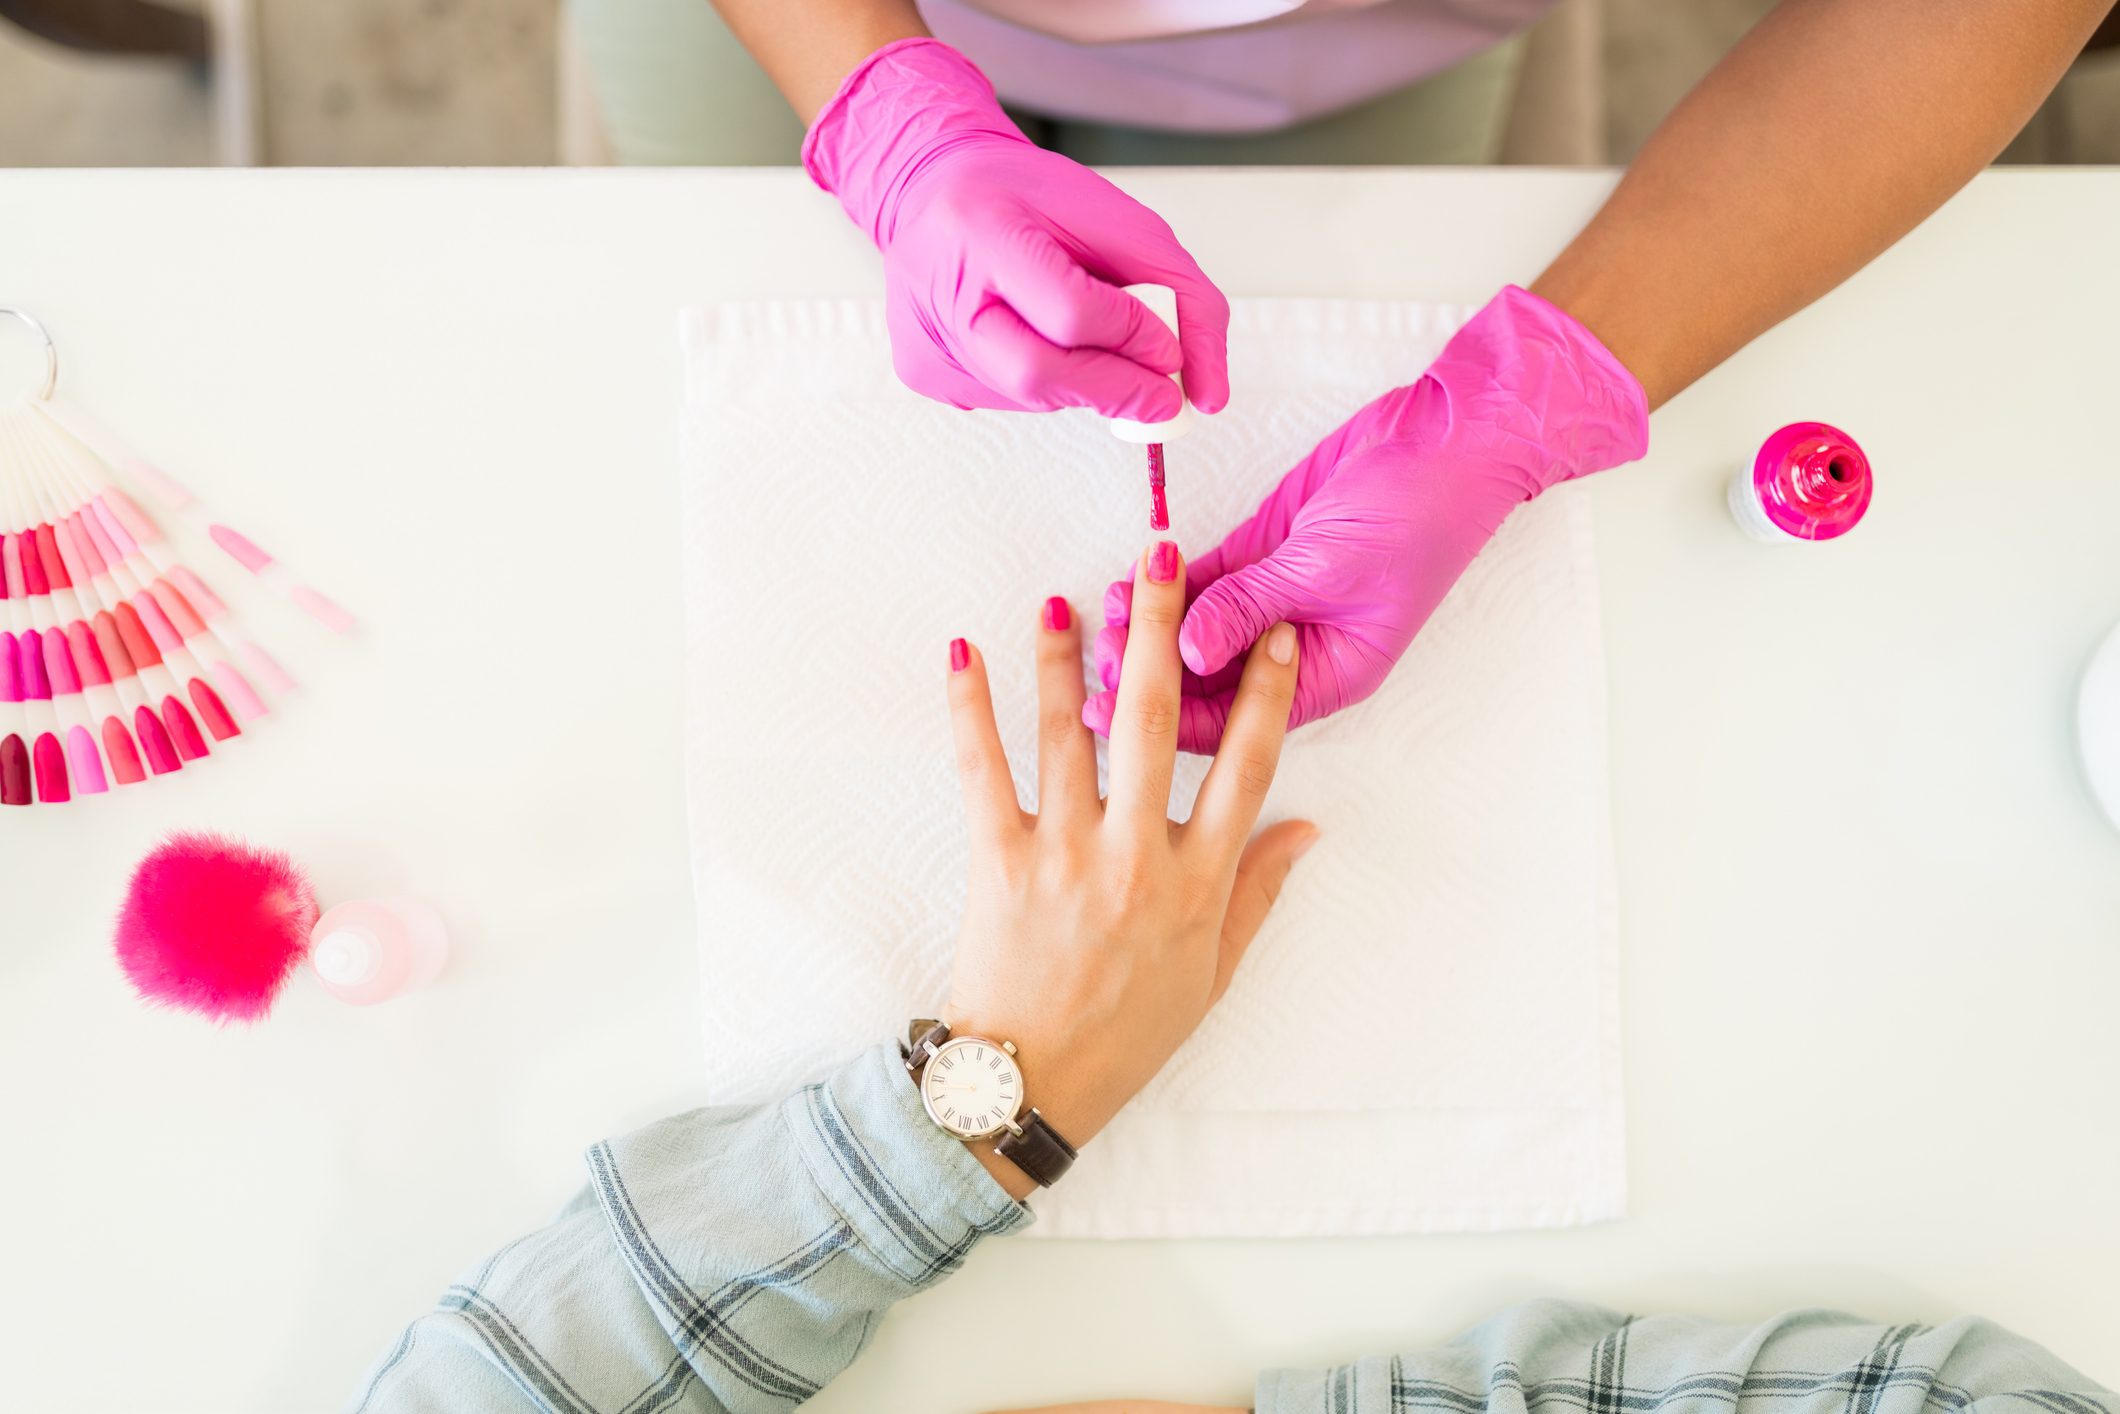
top-left (1109, 284), bottom-right (1196, 445)
top-left (313, 926), bottom-right (381, 987)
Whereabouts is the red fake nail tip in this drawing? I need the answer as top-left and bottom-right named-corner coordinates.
top-left (133, 705), bottom-right (182, 775)
top-left (68, 622), bottom-right (111, 687)
top-left (949, 638), bottom-right (970, 674)
top-left (32, 732), bottom-right (69, 803)
top-left (114, 602), bottom-right (163, 669)
top-left (1043, 596), bottom-right (1071, 632)
top-left (92, 612), bottom-right (137, 681)
top-left (34, 525), bottom-right (71, 591)
top-left (101, 717), bottom-right (146, 785)
top-left (19, 532), bottom-right (49, 596)
top-left (0, 734), bottom-right (29, 805)
top-left (188, 678), bottom-right (240, 741)
top-left (161, 696), bottom-right (210, 761)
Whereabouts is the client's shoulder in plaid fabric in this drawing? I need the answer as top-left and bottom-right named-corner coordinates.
top-left (1258, 1302), bottom-right (2112, 1414)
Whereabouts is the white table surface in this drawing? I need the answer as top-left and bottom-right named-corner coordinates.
top-left (1, 168), bottom-right (2115, 1412)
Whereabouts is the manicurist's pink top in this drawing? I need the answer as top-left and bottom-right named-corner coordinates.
top-left (919, 0), bottom-right (1557, 133)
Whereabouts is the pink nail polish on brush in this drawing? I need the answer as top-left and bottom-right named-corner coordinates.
top-left (309, 897), bottom-right (449, 1006)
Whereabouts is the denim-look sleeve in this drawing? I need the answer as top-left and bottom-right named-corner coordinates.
top-left (346, 1044), bottom-right (1030, 1413)
top-left (1256, 1300), bottom-right (2112, 1414)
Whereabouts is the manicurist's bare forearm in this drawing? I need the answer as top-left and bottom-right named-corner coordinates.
top-left (1533, 0), bottom-right (2110, 409)
top-left (709, 0), bottom-right (928, 122)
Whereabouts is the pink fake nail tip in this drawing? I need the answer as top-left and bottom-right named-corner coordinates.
top-left (103, 488), bottom-right (161, 547)
top-left (149, 579), bottom-right (207, 637)
top-left (122, 458), bottom-right (197, 512)
top-left (949, 638), bottom-right (970, 674)
top-left (32, 732), bottom-right (69, 803)
top-left (188, 678), bottom-right (241, 741)
top-left (167, 566), bottom-right (228, 620)
top-left (132, 592), bottom-right (184, 654)
top-left (64, 514), bottom-right (108, 579)
top-left (1, 533), bottom-right (24, 599)
top-left (91, 498), bottom-right (139, 558)
top-left (133, 706), bottom-right (181, 775)
top-left (0, 632), bottom-right (19, 703)
top-left (236, 640), bottom-right (296, 695)
top-left (1147, 540), bottom-right (1179, 584)
top-left (208, 523), bottom-right (274, 573)
top-left (290, 585), bottom-right (356, 635)
top-left (208, 660), bottom-right (268, 722)
top-left (67, 622), bottom-right (111, 687)
top-left (20, 630), bottom-right (51, 701)
top-left (102, 717), bottom-right (146, 785)
top-left (1043, 596), bottom-right (1071, 632)
top-left (65, 725), bottom-right (108, 795)
top-left (161, 696), bottom-right (211, 761)
top-left (42, 628), bottom-right (81, 696)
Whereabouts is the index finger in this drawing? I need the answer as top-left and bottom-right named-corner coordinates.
top-left (1184, 622), bottom-right (1299, 863)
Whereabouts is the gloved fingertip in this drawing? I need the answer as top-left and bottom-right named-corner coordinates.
top-left (1082, 692), bottom-right (1117, 737)
top-left (1093, 625), bottom-right (1127, 690)
top-left (1177, 617), bottom-right (1225, 677)
top-left (1103, 578), bottom-right (1133, 626)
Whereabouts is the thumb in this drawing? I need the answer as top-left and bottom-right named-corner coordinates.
top-left (1179, 553), bottom-right (1308, 677)
top-left (1212, 821), bottom-right (1321, 1003)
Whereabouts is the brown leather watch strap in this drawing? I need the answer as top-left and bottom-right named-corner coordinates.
top-left (903, 1018), bottom-right (949, 1072)
top-left (993, 1107), bottom-right (1077, 1188)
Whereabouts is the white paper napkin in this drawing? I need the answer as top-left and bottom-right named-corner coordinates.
top-left (681, 298), bottom-right (1624, 1238)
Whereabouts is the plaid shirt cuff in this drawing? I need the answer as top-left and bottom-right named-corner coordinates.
top-left (783, 1042), bottom-right (1032, 1289)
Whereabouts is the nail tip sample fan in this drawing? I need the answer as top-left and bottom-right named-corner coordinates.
top-left (0, 309), bottom-right (348, 807)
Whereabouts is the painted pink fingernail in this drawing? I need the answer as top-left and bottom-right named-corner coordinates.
top-left (1147, 540), bottom-right (1179, 584)
top-left (949, 638), bottom-right (969, 674)
top-left (1043, 596), bottom-right (1070, 632)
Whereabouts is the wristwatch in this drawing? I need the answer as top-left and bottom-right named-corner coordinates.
top-left (902, 1018), bottom-right (1078, 1187)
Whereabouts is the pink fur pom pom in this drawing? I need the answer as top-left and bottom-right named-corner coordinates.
top-left (114, 831), bottom-right (319, 1024)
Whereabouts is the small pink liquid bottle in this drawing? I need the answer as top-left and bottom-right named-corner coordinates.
top-left (1729, 421), bottom-right (1872, 543)
top-left (308, 897), bottom-right (449, 1005)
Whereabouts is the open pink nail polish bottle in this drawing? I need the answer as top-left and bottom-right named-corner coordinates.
top-left (309, 896), bottom-right (449, 1006)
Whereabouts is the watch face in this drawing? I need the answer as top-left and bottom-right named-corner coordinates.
top-left (919, 1037), bottom-right (1022, 1139)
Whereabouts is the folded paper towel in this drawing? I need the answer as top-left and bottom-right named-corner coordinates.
top-left (681, 298), bottom-right (1624, 1238)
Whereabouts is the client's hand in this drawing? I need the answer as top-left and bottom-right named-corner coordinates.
top-left (944, 541), bottom-right (1317, 1200)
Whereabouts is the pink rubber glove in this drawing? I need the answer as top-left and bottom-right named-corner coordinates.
top-left (1087, 285), bottom-right (1648, 752)
top-left (803, 38), bottom-right (1229, 420)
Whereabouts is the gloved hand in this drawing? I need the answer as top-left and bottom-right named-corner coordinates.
top-left (803, 38), bottom-right (1229, 420)
top-left (1085, 285), bottom-right (1649, 752)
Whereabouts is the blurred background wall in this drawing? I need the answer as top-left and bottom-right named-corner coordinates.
top-left (0, 0), bottom-right (2114, 167)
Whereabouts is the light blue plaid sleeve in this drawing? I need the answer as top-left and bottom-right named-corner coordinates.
top-left (1257, 1301), bottom-right (2113, 1414)
top-left (345, 1043), bottom-right (1030, 1413)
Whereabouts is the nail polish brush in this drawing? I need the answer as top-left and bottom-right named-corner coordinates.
top-left (1107, 284), bottom-right (1195, 534)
